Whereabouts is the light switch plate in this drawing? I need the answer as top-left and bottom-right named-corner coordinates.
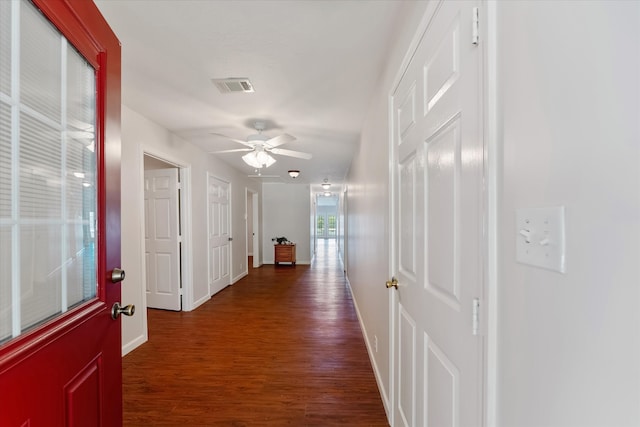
top-left (516, 206), bottom-right (566, 273)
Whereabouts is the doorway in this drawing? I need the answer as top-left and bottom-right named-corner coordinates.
top-left (246, 189), bottom-right (260, 270)
top-left (144, 155), bottom-right (181, 311)
top-left (316, 194), bottom-right (338, 240)
top-left (141, 153), bottom-right (192, 311)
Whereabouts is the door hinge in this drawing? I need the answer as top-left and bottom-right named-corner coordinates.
top-left (472, 7), bottom-right (479, 45)
top-left (472, 298), bottom-right (480, 335)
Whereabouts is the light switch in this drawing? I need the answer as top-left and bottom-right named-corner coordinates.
top-left (516, 206), bottom-right (566, 273)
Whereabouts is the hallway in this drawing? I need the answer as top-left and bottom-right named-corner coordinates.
top-left (122, 239), bottom-right (388, 426)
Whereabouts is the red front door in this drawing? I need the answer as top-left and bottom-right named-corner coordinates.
top-left (0, 0), bottom-right (122, 425)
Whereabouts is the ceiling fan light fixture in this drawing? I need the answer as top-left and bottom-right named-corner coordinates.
top-left (288, 170), bottom-right (300, 178)
top-left (242, 151), bottom-right (276, 168)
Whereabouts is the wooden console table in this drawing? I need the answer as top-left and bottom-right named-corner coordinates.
top-left (274, 244), bottom-right (296, 265)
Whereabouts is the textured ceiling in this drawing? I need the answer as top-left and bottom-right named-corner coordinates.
top-left (94, 0), bottom-right (411, 191)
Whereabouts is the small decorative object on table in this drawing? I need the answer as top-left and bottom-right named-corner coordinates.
top-left (272, 236), bottom-right (289, 245)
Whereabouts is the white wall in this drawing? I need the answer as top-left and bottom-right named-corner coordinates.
top-left (497, 2), bottom-right (640, 425)
top-left (262, 183), bottom-right (311, 264)
top-left (120, 105), bottom-right (261, 355)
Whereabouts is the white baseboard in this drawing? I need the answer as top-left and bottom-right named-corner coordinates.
top-left (345, 275), bottom-right (391, 422)
top-left (232, 270), bottom-right (248, 284)
top-left (121, 333), bottom-right (147, 357)
top-left (191, 293), bottom-right (210, 311)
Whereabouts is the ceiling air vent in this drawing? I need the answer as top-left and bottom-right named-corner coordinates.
top-left (212, 78), bottom-right (254, 94)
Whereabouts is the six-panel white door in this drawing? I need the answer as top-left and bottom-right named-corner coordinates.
top-left (390, 1), bottom-right (483, 426)
top-left (144, 168), bottom-right (182, 311)
top-left (208, 175), bottom-right (231, 295)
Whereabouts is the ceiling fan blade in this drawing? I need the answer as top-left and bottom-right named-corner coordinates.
top-left (264, 133), bottom-right (296, 148)
top-left (270, 147), bottom-right (312, 160)
top-left (210, 148), bottom-right (253, 153)
top-left (210, 132), bottom-right (254, 147)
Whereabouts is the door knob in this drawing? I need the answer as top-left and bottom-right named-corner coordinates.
top-left (111, 302), bottom-right (135, 319)
top-left (385, 277), bottom-right (398, 290)
top-left (110, 268), bottom-right (125, 283)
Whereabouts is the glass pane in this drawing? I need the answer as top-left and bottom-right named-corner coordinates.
top-left (317, 216), bottom-right (325, 236)
top-left (20, 113), bottom-right (62, 218)
top-left (21, 0), bottom-right (61, 122)
top-left (66, 45), bottom-right (96, 307)
top-left (0, 227), bottom-right (10, 343)
top-left (0, 0), bottom-right (10, 97)
top-left (328, 215), bottom-right (337, 237)
top-left (0, 77), bottom-right (10, 344)
top-left (0, 0), bottom-right (97, 342)
top-left (20, 225), bottom-right (62, 331)
top-left (1, 103), bottom-right (9, 218)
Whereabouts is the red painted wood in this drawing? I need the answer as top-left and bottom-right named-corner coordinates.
top-left (0, 1), bottom-right (122, 425)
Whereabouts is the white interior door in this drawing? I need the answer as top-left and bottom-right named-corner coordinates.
top-left (252, 191), bottom-right (260, 268)
top-left (208, 175), bottom-right (230, 295)
top-left (144, 168), bottom-right (181, 311)
top-left (390, 1), bottom-right (483, 426)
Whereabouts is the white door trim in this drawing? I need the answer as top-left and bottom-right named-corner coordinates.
top-left (483, 2), bottom-right (499, 426)
top-left (138, 147), bottom-right (194, 311)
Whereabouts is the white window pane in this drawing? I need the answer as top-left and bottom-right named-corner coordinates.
top-left (0, 0), bottom-right (97, 341)
top-left (20, 225), bottom-right (62, 331)
top-left (19, 113), bottom-right (62, 218)
top-left (67, 43), bottom-right (96, 131)
top-left (65, 39), bottom-right (97, 309)
top-left (0, 82), bottom-right (10, 344)
top-left (20, 0), bottom-right (61, 122)
top-left (0, 227), bottom-right (11, 343)
top-left (0, 1), bottom-right (10, 97)
top-left (1, 103), bottom-right (9, 218)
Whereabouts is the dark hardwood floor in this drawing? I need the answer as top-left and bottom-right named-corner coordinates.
top-left (123, 240), bottom-right (388, 426)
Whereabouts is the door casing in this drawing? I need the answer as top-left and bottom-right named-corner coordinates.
top-left (144, 165), bottom-right (181, 311)
top-left (138, 149), bottom-right (193, 310)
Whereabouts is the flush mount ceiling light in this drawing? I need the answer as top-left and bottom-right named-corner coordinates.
top-left (324, 191), bottom-right (332, 197)
top-left (321, 178), bottom-right (331, 190)
top-left (242, 148), bottom-right (276, 169)
top-left (288, 170), bottom-right (300, 178)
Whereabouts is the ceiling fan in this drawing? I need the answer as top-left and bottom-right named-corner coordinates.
top-left (210, 121), bottom-right (312, 169)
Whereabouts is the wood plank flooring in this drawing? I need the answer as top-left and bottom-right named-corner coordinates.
top-left (123, 240), bottom-right (388, 426)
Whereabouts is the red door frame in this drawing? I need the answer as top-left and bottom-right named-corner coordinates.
top-left (0, 0), bottom-right (122, 425)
